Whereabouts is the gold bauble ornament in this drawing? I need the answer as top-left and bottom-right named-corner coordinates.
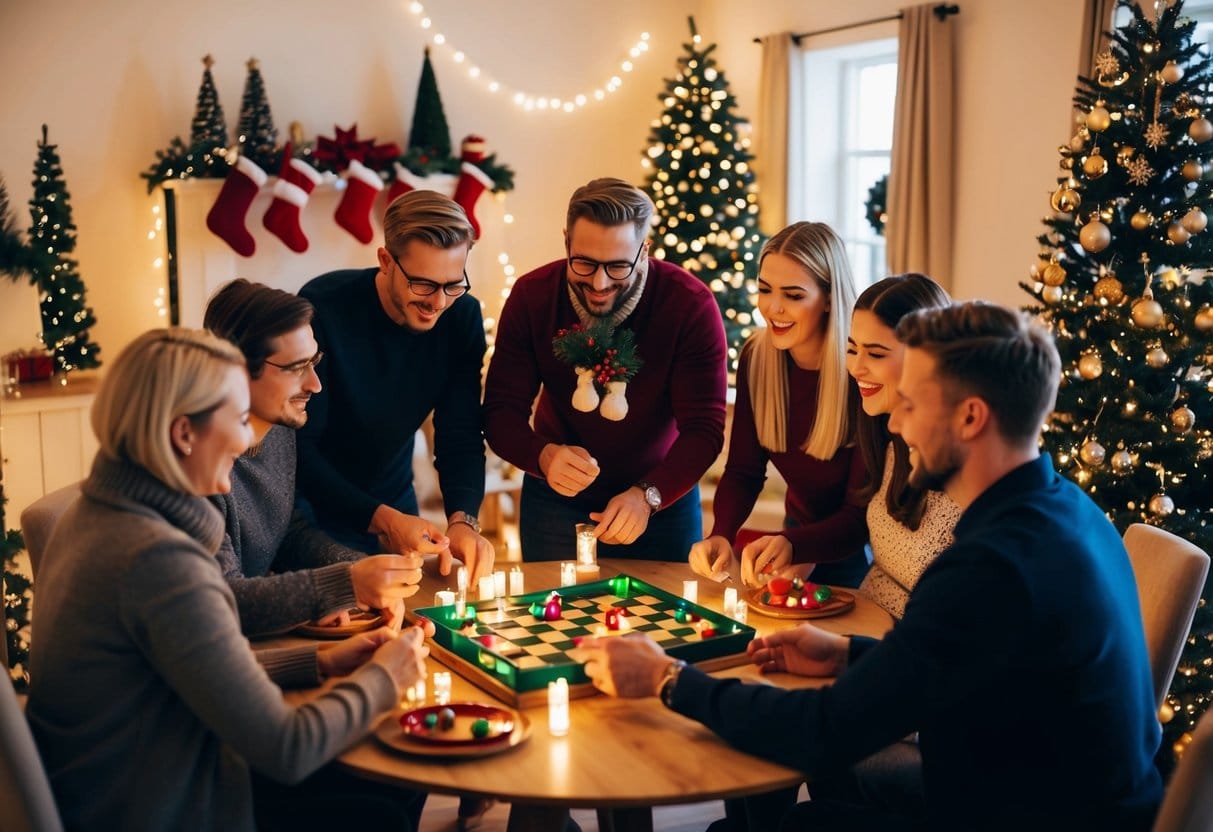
top-left (1117, 145), bottom-right (1136, 166)
top-left (1080, 440), bottom-right (1107, 467)
top-left (1161, 60), bottom-right (1184, 84)
top-left (1086, 105), bottom-right (1112, 132)
top-left (1189, 117), bottom-right (1213, 143)
top-left (1050, 186), bottom-right (1081, 213)
top-left (1159, 701), bottom-right (1174, 724)
top-left (1132, 297), bottom-right (1165, 327)
top-left (1149, 494), bottom-right (1175, 516)
top-left (1079, 219), bottom-right (1112, 252)
top-left (1041, 285), bottom-right (1064, 305)
top-left (1194, 304), bottom-right (1213, 331)
top-left (1111, 449), bottom-right (1134, 474)
top-left (1094, 275), bottom-right (1125, 303)
top-left (1171, 406), bottom-right (1196, 433)
top-left (1168, 222), bottom-right (1192, 244)
top-left (1130, 210), bottom-right (1154, 230)
top-left (1183, 160), bottom-right (1205, 181)
top-left (1082, 152), bottom-right (1108, 178)
top-left (1182, 207), bottom-right (1208, 233)
top-left (1078, 352), bottom-right (1103, 379)
top-left (1042, 263), bottom-right (1067, 286)
top-left (1146, 346), bottom-right (1170, 368)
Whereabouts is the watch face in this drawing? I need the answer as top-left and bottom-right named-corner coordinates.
top-left (644, 486), bottom-right (661, 509)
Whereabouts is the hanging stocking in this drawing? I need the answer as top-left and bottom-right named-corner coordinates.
top-left (206, 156), bottom-right (268, 257)
top-left (263, 147), bottom-right (322, 253)
top-left (453, 162), bottom-right (495, 240)
top-left (335, 159), bottom-right (383, 244)
top-left (385, 163), bottom-right (458, 212)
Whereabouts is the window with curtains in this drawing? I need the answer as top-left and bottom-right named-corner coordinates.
top-left (798, 37), bottom-right (897, 288)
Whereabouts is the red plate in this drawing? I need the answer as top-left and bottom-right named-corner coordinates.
top-left (745, 587), bottom-right (856, 619)
top-left (400, 702), bottom-right (515, 746)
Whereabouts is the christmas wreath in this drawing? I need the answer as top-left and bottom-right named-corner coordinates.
top-left (552, 322), bottom-right (643, 421)
top-left (865, 173), bottom-right (888, 237)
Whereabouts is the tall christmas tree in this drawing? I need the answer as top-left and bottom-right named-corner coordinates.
top-left (142, 55), bottom-right (232, 191)
top-left (1, 484), bottom-right (31, 693)
top-left (28, 125), bottom-right (101, 373)
top-left (236, 58), bottom-right (279, 170)
top-left (642, 17), bottom-right (765, 372)
top-left (1023, 0), bottom-right (1213, 772)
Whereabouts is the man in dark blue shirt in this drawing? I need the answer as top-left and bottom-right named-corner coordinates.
top-left (578, 301), bottom-right (1162, 831)
top-left (297, 190), bottom-right (493, 583)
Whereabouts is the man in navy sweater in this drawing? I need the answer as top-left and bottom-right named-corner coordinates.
top-left (577, 301), bottom-right (1162, 830)
top-left (297, 191), bottom-right (494, 582)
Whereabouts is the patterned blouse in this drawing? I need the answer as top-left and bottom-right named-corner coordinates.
top-left (860, 443), bottom-right (962, 618)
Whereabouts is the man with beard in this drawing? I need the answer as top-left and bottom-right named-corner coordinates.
top-left (574, 302), bottom-right (1162, 831)
top-left (296, 191), bottom-right (494, 584)
top-left (483, 177), bottom-right (727, 560)
top-left (204, 280), bottom-right (425, 636)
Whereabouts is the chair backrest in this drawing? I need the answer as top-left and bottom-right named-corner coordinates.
top-left (0, 679), bottom-right (63, 832)
top-left (1153, 704), bottom-right (1213, 832)
top-left (1123, 523), bottom-right (1210, 709)
top-left (18, 483), bottom-right (81, 581)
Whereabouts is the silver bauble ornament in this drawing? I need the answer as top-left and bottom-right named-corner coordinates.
top-left (1087, 105), bottom-right (1112, 132)
top-left (1080, 219), bottom-right (1112, 252)
top-left (1149, 494), bottom-right (1175, 516)
top-left (1041, 285), bottom-right (1064, 304)
top-left (1189, 117), bottom-right (1213, 143)
top-left (1132, 297), bottom-right (1165, 327)
top-left (1146, 346), bottom-right (1170, 368)
top-left (1161, 60), bottom-right (1184, 84)
top-left (1111, 449), bottom-right (1134, 474)
top-left (1080, 440), bottom-right (1107, 466)
top-left (1082, 152), bottom-right (1109, 178)
top-left (1078, 352), bottom-right (1103, 379)
top-left (1194, 304), bottom-right (1213, 331)
top-left (1171, 406), bottom-right (1195, 433)
top-left (1182, 208), bottom-right (1208, 233)
top-left (1168, 222), bottom-right (1192, 244)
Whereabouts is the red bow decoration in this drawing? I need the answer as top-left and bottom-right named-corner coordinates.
top-left (313, 124), bottom-right (400, 173)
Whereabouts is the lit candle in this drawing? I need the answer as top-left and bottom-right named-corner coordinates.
top-left (494, 570), bottom-right (507, 597)
top-left (575, 523), bottom-right (597, 567)
top-left (560, 561), bottom-right (577, 587)
top-left (548, 677), bottom-right (570, 736)
top-left (733, 602), bottom-right (748, 626)
top-left (433, 671), bottom-right (452, 705)
top-left (723, 587), bottom-right (738, 617)
top-left (509, 566), bottom-right (525, 595)
top-left (682, 579), bottom-right (698, 604)
top-left (479, 575), bottom-right (496, 601)
top-left (434, 589), bottom-right (456, 607)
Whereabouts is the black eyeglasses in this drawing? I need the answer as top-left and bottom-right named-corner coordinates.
top-left (391, 254), bottom-right (471, 298)
top-left (567, 238), bottom-right (648, 281)
top-left (264, 350), bottom-right (323, 376)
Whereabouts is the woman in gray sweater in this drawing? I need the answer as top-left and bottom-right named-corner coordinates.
top-left (25, 328), bottom-right (428, 831)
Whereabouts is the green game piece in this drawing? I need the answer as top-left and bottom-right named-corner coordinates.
top-left (674, 608), bottom-right (690, 623)
top-left (423, 712), bottom-right (439, 729)
top-left (814, 585), bottom-right (833, 603)
top-left (470, 718), bottom-right (491, 738)
top-left (530, 601), bottom-right (547, 619)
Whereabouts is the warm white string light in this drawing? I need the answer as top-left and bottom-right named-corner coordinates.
top-left (148, 202), bottom-right (168, 319)
top-left (404, 2), bottom-right (650, 112)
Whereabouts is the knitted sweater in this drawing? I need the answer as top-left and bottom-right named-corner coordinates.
top-left (26, 455), bottom-right (397, 832)
top-left (210, 425), bottom-right (360, 636)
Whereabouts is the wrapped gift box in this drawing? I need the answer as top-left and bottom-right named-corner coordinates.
top-left (4, 350), bottom-right (55, 382)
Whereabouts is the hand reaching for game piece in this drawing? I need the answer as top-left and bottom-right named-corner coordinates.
top-left (318, 625), bottom-right (426, 679)
top-left (350, 553), bottom-right (425, 610)
top-left (740, 534), bottom-right (793, 587)
top-left (539, 443), bottom-right (600, 497)
top-left (446, 521), bottom-right (495, 583)
top-left (590, 487), bottom-right (651, 545)
top-left (369, 505), bottom-right (450, 559)
top-left (369, 625), bottom-right (430, 694)
top-left (571, 633), bottom-right (672, 698)
top-left (688, 535), bottom-right (737, 582)
top-left (745, 623), bottom-right (849, 678)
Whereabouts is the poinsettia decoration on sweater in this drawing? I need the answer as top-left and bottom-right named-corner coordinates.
top-left (552, 322), bottom-right (643, 421)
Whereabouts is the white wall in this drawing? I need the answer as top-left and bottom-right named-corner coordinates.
top-left (1, 0), bottom-right (1087, 365)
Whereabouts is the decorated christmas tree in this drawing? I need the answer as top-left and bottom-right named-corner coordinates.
top-left (236, 57), bottom-right (279, 170)
top-left (1022, 0), bottom-right (1213, 772)
top-left (191, 53), bottom-right (229, 152)
top-left (142, 55), bottom-right (232, 192)
top-left (1, 485), bottom-right (31, 693)
top-left (0, 177), bottom-right (34, 280)
top-left (642, 17), bottom-right (764, 372)
top-left (27, 126), bottom-right (101, 373)
top-left (408, 47), bottom-right (453, 164)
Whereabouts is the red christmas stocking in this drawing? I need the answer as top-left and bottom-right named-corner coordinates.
top-left (335, 159), bottom-right (383, 244)
top-left (453, 162), bottom-right (494, 240)
top-left (263, 150), bottom-right (322, 253)
top-left (206, 156), bottom-right (268, 257)
top-left (385, 162), bottom-right (425, 208)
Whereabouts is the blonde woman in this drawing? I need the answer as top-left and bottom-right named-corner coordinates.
top-left (26, 329), bottom-right (429, 831)
top-left (689, 222), bottom-right (868, 588)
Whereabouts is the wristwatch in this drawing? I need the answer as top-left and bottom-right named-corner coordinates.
top-left (637, 481), bottom-right (662, 514)
top-left (657, 659), bottom-right (687, 707)
top-left (448, 511), bottom-right (481, 535)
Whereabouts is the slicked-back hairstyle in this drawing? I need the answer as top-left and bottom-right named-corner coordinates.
top-left (203, 279), bottom-right (314, 378)
top-left (852, 274), bottom-right (952, 530)
top-left (896, 301), bottom-right (1060, 444)
top-left (91, 328), bottom-right (246, 495)
top-left (383, 189), bottom-right (476, 255)
top-left (747, 221), bottom-right (858, 459)
top-left (565, 177), bottom-right (654, 238)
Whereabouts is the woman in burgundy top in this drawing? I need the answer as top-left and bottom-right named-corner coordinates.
top-left (689, 222), bottom-right (869, 587)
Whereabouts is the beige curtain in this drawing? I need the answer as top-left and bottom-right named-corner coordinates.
top-left (886, 3), bottom-right (956, 290)
top-left (1079, 0), bottom-right (1118, 78)
top-left (756, 32), bottom-right (794, 235)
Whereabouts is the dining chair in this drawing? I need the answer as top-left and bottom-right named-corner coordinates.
top-left (0, 678), bottom-right (63, 832)
top-left (1152, 704), bottom-right (1213, 832)
top-left (1123, 523), bottom-right (1210, 709)
top-left (18, 483), bottom-right (80, 581)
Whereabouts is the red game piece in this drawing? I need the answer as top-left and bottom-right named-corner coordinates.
top-left (606, 608), bottom-right (622, 630)
top-left (700, 627), bottom-right (717, 638)
top-left (768, 577), bottom-right (793, 595)
top-left (543, 600), bottom-right (563, 621)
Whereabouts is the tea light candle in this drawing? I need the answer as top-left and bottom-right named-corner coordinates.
top-left (434, 590), bottom-right (455, 608)
top-left (548, 677), bottom-right (570, 737)
top-left (682, 579), bottom-right (698, 604)
top-left (493, 570), bottom-right (507, 597)
top-left (432, 671), bottom-right (452, 705)
top-left (723, 587), bottom-right (738, 618)
top-left (456, 565), bottom-right (469, 593)
top-left (509, 566), bottom-right (525, 595)
top-left (478, 575), bottom-right (496, 601)
top-left (560, 561), bottom-right (577, 587)
top-left (575, 523), bottom-right (597, 567)
top-left (733, 601), bottom-right (748, 626)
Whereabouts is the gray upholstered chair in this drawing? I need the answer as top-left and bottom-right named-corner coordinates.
top-left (18, 483), bottom-right (80, 581)
top-left (1123, 523), bottom-right (1210, 710)
top-left (1153, 704), bottom-right (1213, 832)
top-left (0, 678), bottom-right (63, 832)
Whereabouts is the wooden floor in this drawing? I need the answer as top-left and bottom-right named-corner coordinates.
top-left (417, 794), bottom-right (724, 832)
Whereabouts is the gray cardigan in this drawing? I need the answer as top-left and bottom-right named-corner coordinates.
top-left (26, 455), bottom-right (397, 831)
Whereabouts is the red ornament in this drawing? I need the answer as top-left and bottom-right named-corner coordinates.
top-left (313, 124), bottom-right (401, 173)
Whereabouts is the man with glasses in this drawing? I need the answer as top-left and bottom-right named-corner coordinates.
top-left (203, 279), bottom-right (425, 637)
top-left (484, 177), bottom-right (728, 560)
top-left (296, 190), bottom-right (494, 585)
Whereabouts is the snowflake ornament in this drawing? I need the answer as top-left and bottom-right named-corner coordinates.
top-left (1126, 156), bottom-right (1155, 185)
top-left (1144, 121), bottom-right (1170, 148)
top-left (1095, 50), bottom-right (1121, 76)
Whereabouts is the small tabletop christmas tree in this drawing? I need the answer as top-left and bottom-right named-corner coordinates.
top-left (236, 57), bottom-right (280, 171)
top-left (142, 55), bottom-right (232, 192)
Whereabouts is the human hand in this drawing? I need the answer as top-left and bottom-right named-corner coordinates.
top-left (350, 554), bottom-right (424, 609)
top-left (589, 487), bottom-right (650, 545)
top-left (688, 536), bottom-right (736, 580)
top-left (314, 608), bottom-right (352, 628)
top-left (446, 522), bottom-right (495, 583)
top-left (745, 624), bottom-right (849, 678)
top-left (571, 633), bottom-right (673, 698)
top-left (539, 444), bottom-right (600, 497)
top-left (317, 626), bottom-right (400, 678)
top-left (370, 505), bottom-right (450, 557)
top-left (740, 535), bottom-right (793, 587)
top-left (369, 626), bottom-right (430, 693)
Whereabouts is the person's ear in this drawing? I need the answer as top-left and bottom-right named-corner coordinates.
top-left (376, 246), bottom-right (394, 274)
top-left (169, 415), bottom-right (195, 457)
top-left (957, 398), bottom-right (989, 439)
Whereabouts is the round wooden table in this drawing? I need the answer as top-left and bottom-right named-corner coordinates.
top-left (291, 558), bottom-right (893, 832)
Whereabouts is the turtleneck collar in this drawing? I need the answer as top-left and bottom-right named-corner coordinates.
top-left (566, 266), bottom-right (648, 330)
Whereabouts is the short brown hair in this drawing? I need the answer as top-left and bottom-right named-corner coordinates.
top-left (383, 190), bottom-right (475, 256)
top-left (565, 177), bottom-right (654, 238)
top-left (896, 301), bottom-right (1060, 444)
top-left (204, 279), bottom-right (314, 378)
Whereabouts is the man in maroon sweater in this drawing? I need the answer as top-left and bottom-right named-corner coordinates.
top-left (484, 178), bottom-right (727, 561)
